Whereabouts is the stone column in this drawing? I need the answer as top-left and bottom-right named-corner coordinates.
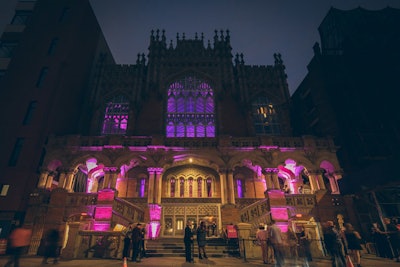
top-left (37, 169), bottom-right (49, 188)
top-left (219, 169), bottom-right (227, 205)
top-left (264, 168), bottom-right (274, 190)
top-left (104, 167), bottom-right (118, 189)
top-left (45, 172), bottom-right (56, 189)
top-left (271, 168), bottom-right (280, 189)
top-left (327, 174), bottom-right (340, 194)
top-left (316, 170), bottom-right (326, 190)
top-left (227, 169), bottom-right (235, 205)
top-left (154, 168), bottom-right (164, 204)
top-left (65, 169), bottom-right (76, 192)
top-left (57, 170), bottom-right (67, 189)
top-left (308, 171), bottom-right (320, 192)
top-left (147, 168), bottom-right (156, 203)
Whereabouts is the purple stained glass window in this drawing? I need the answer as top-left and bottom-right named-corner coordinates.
top-left (170, 178), bottom-right (176, 197)
top-left (102, 95), bottom-right (129, 135)
top-left (166, 76), bottom-right (215, 137)
top-left (237, 179), bottom-right (243, 198)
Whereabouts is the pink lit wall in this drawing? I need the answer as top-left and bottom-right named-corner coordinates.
top-left (270, 207), bottom-right (289, 221)
top-left (94, 206), bottom-right (112, 220)
top-left (93, 223), bottom-right (110, 231)
top-left (97, 189), bottom-right (115, 201)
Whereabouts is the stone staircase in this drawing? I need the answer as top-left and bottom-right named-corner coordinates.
top-left (145, 237), bottom-right (240, 258)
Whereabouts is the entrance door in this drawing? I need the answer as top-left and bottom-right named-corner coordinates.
top-left (175, 217), bottom-right (184, 235)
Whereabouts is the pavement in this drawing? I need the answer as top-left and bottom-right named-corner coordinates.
top-left (0, 254), bottom-right (399, 267)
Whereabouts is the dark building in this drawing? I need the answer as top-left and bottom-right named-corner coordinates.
top-left (1, 0), bottom-right (351, 259)
top-left (0, 0), bottom-right (114, 235)
top-left (291, 7), bottom-right (400, 237)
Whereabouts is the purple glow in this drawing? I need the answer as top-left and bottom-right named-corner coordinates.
top-left (94, 206), bottom-right (112, 219)
top-left (237, 179), bottom-right (243, 198)
top-left (93, 223), bottom-right (110, 231)
top-left (149, 221), bottom-right (161, 239)
top-left (140, 178), bottom-right (146, 198)
top-left (102, 96), bottom-right (129, 135)
top-left (270, 207), bottom-right (289, 221)
top-left (149, 204), bottom-right (162, 221)
top-left (97, 189), bottom-right (115, 201)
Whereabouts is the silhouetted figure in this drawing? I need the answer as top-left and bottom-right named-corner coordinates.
top-left (4, 225), bottom-right (32, 267)
top-left (196, 221), bottom-right (208, 259)
top-left (184, 221), bottom-right (194, 263)
top-left (131, 223), bottom-right (142, 262)
top-left (323, 221), bottom-right (346, 267)
top-left (42, 229), bottom-right (60, 264)
top-left (269, 220), bottom-right (284, 267)
top-left (122, 233), bottom-right (131, 259)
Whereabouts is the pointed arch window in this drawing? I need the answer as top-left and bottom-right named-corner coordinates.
top-left (166, 77), bottom-right (215, 137)
top-left (102, 95), bottom-right (129, 135)
top-left (251, 96), bottom-right (281, 135)
top-left (170, 178), bottom-right (176, 197)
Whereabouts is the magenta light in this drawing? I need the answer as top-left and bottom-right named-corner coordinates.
top-left (149, 204), bottom-right (162, 221)
top-left (148, 221), bottom-right (161, 239)
top-left (270, 207), bottom-right (289, 221)
top-left (94, 206), bottom-right (112, 219)
top-left (93, 223), bottom-right (110, 231)
top-left (97, 189), bottom-right (115, 201)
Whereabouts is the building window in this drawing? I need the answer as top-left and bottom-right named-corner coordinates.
top-left (9, 138), bottom-right (24, 166)
top-left (11, 11), bottom-right (32, 25)
top-left (237, 179), bottom-right (244, 198)
top-left (251, 96), bottom-right (281, 135)
top-left (170, 178), bottom-right (176, 197)
top-left (101, 95), bottom-right (129, 135)
top-left (206, 178), bottom-right (212, 197)
top-left (139, 178), bottom-right (146, 198)
top-left (188, 178), bottom-right (193, 197)
top-left (0, 185), bottom-right (9, 196)
top-left (47, 38), bottom-right (59, 55)
top-left (166, 76), bottom-right (215, 137)
top-left (197, 179), bottom-right (202, 197)
top-left (36, 67), bottom-right (48, 88)
top-left (0, 42), bottom-right (18, 58)
top-left (23, 101), bottom-right (37, 125)
top-left (179, 177), bottom-right (185, 197)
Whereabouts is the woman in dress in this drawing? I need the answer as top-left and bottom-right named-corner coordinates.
top-left (344, 223), bottom-right (363, 267)
top-left (196, 221), bottom-right (208, 259)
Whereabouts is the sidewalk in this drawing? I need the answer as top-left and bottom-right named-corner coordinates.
top-left (0, 254), bottom-right (398, 267)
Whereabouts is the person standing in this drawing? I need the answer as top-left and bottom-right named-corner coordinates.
top-left (384, 217), bottom-right (400, 262)
top-left (299, 226), bottom-right (313, 262)
top-left (196, 221), bottom-right (208, 259)
top-left (42, 229), bottom-right (60, 264)
top-left (323, 221), bottom-right (346, 267)
top-left (130, 223), bottom-right (142, 262)
top-left (122, 233), bottom-right (131, 260)
top-left (256, 224), bottom-right (269, 264)
top-left (344, 223), bottom-right (363, 267)
top-left (268, 220), bottom-right (284, 267)
top-left (184, 221), bottom-right (194, 263)
top-left (4, 225), bottom-right (32, 267)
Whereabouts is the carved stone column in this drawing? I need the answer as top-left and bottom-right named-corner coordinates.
top-left (307, 170), bottom-right (320, 192)
top-left (45, 172), bottom-right (56, 189)
top-left (65, 169), bottom-right (76, 192)
top-left (153, 168), bottom-right (164, 204)
top-left (57, 170), bottom-right (68, 189)
top-left (227, 169), bottom-right (235, 205)
top-left (147, 168), bottom-right (156, 203)
top-left (219, 169), bottom-right (227, 205)
top-left (264, 168), bottom-right (275, 190)
top-left (271, 168), bottom-right (280, 189)
top-left (37, 169), bottom-right (49, 188)
top-left (104, 167), bottom-right (118, 189)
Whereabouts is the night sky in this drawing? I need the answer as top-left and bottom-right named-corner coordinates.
top-left (1, 0), bottom-right (400, 94)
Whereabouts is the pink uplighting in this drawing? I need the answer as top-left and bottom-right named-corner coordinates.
top-left (97, 189), bottom-right (115, 202)
top-left (94, 206), bottom-right (112, 219)
top-left (270, 207), bottom-right (289, 221)
top-left (93, 223), bottom-right (110, 231)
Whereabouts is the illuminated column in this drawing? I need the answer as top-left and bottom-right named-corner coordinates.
top-left (57, 170), bottom-right (67, 188)
top-left (65, 169), bottom-right (77, 192)
top-left (104, 167), bottom-right (118, 189)
top-left (37, 169), bottom-right (49, 188)
top-left (154, 168), bottom-right (164, 204)
top-left (219, 169), bottom-right (227, 205)
top-left (271, 168), bottom-right (280, 189)
top-left (327, 172), bottom-right (342, 194)
top-left (316, 170), bottom-right (326, 190)
top-left (147, 168), bottom-right (156, 203)
top-left (227, 169), bottom-right (235, 205)
top-left (307, 171), bottom-right (319, 192)
top-left (309, 170), bottom-right (326, 191)
top-left (45, 172), bottom-right (55, 189)
top-left (264, 168), bottom-right (274, 190)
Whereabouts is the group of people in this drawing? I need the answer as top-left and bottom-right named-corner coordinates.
top-left (122, 223), bottom-right (146, 262)
top-left (371, 217), bottom-right (400, 262)
top-left (184, 220), bottom-right (210, 263)
top-left (4, 226), bottom-right (60, 267)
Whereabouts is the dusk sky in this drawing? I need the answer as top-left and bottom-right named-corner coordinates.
top-left (1, 0), bottom-right (400, 94)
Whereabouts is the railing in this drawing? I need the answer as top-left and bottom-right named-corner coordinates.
top-left (113, 198), bottom-right (145, 224)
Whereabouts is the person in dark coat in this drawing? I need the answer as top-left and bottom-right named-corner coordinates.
top-left (184, 221), bottom-right (194, 263)
top-left (323, 221), bottom-right (346, 267)
top-left (130, 223), bottom-right (143, 262)
top-left (196, 221), bottom-right (208, 259)
top-left (384, 217), bottom-right (400, 262)
top-left (42, 229), bottom-right (60, 264)
top-left (122, 233), bottom-right (131, 259)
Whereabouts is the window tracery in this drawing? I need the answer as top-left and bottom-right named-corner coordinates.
top-left (251, 96), bottom-right (281, 135)
top-left (166, 76), bottom-right (215, 137)
top-left (102, 95), bottom-right (129, 135)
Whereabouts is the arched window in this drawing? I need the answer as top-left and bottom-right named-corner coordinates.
top-left (188, 177), bottom-right (193, 197)
top-left (166, 76), bottom-right (215, 137)
top-left (180, 177), bottom-right (185, 197)
top-left (197, 178), bottom-right (202, 197)
top-left (170, 178), bottom-right (176, 197)
top-left (102, 95), bottom-right (129, 135)
top-left (251, 96), bottom-right (281, 135)
top-left (206, 178), bottom-right (212, 197)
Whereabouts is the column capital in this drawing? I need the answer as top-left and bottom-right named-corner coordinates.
top-left (147, 167), bottom-right (163, 174)
top-left (104, 166), bottom-right (118, 173)
top-left (265, 168), bottom-right (279, 173)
